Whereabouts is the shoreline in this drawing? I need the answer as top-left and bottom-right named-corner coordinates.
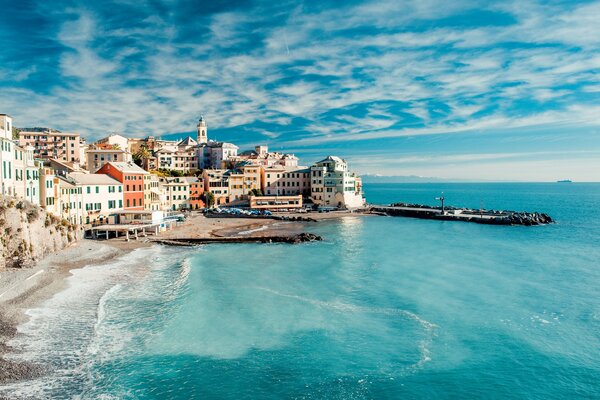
top-left (0, 210), bottom-right (363, 384)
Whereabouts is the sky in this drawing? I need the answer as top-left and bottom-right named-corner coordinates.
top-left (1, 0), bottom-right (600, 181)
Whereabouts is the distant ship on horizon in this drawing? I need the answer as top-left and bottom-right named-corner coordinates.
top-left (557, 179), bottom-right (573, 183)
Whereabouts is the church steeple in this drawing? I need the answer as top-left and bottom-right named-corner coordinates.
top-left (197, 115), bottom-right (207, 144)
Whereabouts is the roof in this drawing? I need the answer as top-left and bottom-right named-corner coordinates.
top-left (316, 155), bottom-right (345, 164)
top-left (177, 136), bottom-right (198, 146)
top-left (68, 172), bottom-right (122, 186)
top-left (199, 140), bottom-right (239, 149)
top-left (103, 161), bottom-right (149, 174)
top-left (86, 148), bottom-right (129, 153)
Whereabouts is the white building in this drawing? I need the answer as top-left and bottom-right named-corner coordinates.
top-left (236, 145), bottom-right (299, 167)
top-left (68, 173), bottom-right (124, 224)
top-left (0, 114), bottom-right (17, 197)
top-left (95, 134), bottom-right (129, 151)
top-left (310, 156), bottom-right (364, 209)
top-left (159, 176), bottom-right (196, 210)
top-left (1, 114), bottom-right (41, 205)
top-left (197, 141), bottom-right (238, 169)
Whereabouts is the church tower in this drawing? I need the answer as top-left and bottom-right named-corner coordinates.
top-left (197, 116), bottom-right (207, 144)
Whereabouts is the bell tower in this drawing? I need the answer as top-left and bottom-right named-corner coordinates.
top-left (197, 116), bottom-right (207, 144)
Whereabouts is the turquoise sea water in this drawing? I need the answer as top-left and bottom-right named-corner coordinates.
top-left (1, 183), bottom-right (599, 399)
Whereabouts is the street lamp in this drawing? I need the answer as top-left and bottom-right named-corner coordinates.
top-left (29, 180), bottom-right (34, 203)
top-left (435, 192), bottom-right (445, 215)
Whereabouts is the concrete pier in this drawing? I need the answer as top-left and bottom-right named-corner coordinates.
top-left (370, 204), bottom-right (553, 226)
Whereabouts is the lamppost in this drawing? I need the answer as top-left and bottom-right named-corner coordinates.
top-left (435, 193), bottom-right (445, 215)
top-left (28, 180), bottom-right (34, 203)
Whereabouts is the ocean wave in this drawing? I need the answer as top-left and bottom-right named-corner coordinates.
top-left (252, 286), bottom-right (437, 374)
top-left (0, 245), bottom-right (189, 399)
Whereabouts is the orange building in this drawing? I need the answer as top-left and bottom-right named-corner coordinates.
top-left (189, 178), bottom-right (205, 210)
top-left (97, 161), bottom-right (149, 210)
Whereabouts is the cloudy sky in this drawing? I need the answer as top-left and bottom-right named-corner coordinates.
top-left (1, 0), bottom-right (600, 181)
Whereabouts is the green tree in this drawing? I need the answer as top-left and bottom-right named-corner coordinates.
top-left (250, 188), bottom-right (263, 197)
top-left (133, 146), bottom-right (152, 168)
top-left (201, 191), bottom-right (215, 208)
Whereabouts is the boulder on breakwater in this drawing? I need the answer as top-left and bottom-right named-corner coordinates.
top-left (373, 203), bottom-right (554, 226)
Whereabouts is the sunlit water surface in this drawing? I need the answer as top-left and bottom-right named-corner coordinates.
top-left (1, 183), bottom-right (599, 399)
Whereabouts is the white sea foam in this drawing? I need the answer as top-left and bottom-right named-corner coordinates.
top-left (253, 286), bottom-right (438, 374)
top-left (0, 245), bottom-right (188, 399)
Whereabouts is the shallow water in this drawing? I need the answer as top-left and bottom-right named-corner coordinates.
top-left (1, 183), bottom-right (599, 399)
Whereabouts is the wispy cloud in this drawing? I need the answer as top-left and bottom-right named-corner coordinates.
top-left (0, 0), bottom-right (599, 180)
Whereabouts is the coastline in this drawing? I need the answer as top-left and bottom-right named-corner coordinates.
top-left (0, 239), bottom-right (146, 383)
top-left (0, 210), bottom-right (363, 384)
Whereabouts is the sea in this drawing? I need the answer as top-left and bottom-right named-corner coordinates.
top-left (1, 183), bottom-right (599, 399)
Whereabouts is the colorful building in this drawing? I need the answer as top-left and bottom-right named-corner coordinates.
top-left (262, 166), bottom-right (311, 197)
top-left (97, 161), bottom-right (149, 210)
top-left (18, 129), bottom-right (81, 163)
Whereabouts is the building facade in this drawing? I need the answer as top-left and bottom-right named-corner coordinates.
top-left (310, 156), bottom-right (364, 209)
top-left (262, 166), bottom-right (310, 197)
top-left (85, 147), bottom-right (132, 172)
top-left (68, 172), bottom-right (124, 224)
top-left (18, 129), bottom-right (81, 163)
top-left (97, 161), bottom-right (149, 210)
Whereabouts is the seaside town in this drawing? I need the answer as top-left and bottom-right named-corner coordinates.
top-left (0, 112), bottom-right (365, 237)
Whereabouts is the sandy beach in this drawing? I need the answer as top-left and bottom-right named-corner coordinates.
top-left (0, 210), bottom-right (363, 385)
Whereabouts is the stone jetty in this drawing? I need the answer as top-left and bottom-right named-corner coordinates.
top-left (371, 203), bottom-right (554, 226)
top-left (151, 232), bottom-right (323, 246)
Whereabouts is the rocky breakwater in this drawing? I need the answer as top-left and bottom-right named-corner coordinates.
top-left (0, 197), bottom-right (83, 269)
top-left (153, 232), bottom-right (323, 246)
top-left (372, 202), bottom-right (554, 226)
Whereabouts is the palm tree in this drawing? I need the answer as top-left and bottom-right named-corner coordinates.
top-left (134, 146), bottom-right (152, 169)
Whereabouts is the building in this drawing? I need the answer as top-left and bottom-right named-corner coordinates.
top-left (262, 166), bottom-right (311, 197)
top-left (58, 177), bottom-right (84, 225)
top-left (155, 137), bottom-right (198, 172)
top-left (0, 114), bottom-right (17, 197)
top-left (228, 164), bottom-right (261, 202)
top-left (197, 116), bottom-right (208, 144)
top-left (68, 172), bottom-right (124, 224)
top-left (1, 114), bottom-right (40, 204)
top-left (39, 165), bottom-right (62, 217)
top-left (202, 169), bottom-right (229, 205)
top-left (48, 158), bottom-right (86, 177)
top-left (310, 156), bottom-right (364, 209)
top-left (97, 161), bottom-right (149, 210)
top-left (249, 195), bottom-right (303, 210)
top-left (95, 134), bottom-right (129, 151)
top-left (189, 178), bottom-right (205, 210)
top-left (160, 176), bottom-right (194, 210)
top-left (235, 145), bottom-right (299, 168)
top-left (12, 145), bottom-right (41, 205)
top-left (144, 174), bottom-right (162, 211)
top-left (85, 146), bottom-right (132, 172)
top-left (18, 129), bottom-right (81, 163)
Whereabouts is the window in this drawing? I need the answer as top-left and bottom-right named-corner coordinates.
top-left (119, 200), bottom-right (123, 208)
top-left (87, 187), bottom-right (91, 194)
top-left (95, 186), bottom-right (99, 194)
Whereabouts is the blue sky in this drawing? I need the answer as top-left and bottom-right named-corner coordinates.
top-left (1, 0), bottom-right (600, 181)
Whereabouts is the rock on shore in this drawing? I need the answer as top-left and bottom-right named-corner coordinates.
top-left (0, 197), bottom-right (83, 269)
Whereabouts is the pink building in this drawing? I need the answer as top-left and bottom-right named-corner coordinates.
top-left (19, 129), bottom-right (81, 163)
